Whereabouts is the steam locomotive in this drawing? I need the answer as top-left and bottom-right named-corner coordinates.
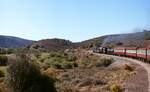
top-left (92, 47), bottom-right (150, 63)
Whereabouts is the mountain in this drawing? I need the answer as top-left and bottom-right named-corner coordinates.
top-left (1, 30), bottom-right (149, 49)
top-left (78, 30), bottom-right (150, 48)
top-left (29, 38), bottom-right (74, 51)
top-left (76, 36), bottom-right (108, 48)
top-left (101, 31), bottom-right (150, 47)
top-left (0, 35), bottom-right (33, 48)
top-left (29, 30), bottom-right (150, 51)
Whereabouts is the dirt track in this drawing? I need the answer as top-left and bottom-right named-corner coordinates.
top-left (108, 55), bottom-right (150, 92)
top-left (93, 53), bottom-right (150, 92)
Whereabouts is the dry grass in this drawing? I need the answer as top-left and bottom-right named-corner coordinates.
top-left (41, 51), bottom-right (148, 92)
top-left (0, 51), bottom-right (148, 92)
top-left (55, 66), bottom-right (132, 92)
top-left (0, 78), bottom-right (10, 92)
top-left (110, 83), bottom-right (123, 92)
top-left (123, 64), bottom-right (134, 71)
top-left (124, 63), bottom-right (148, 92)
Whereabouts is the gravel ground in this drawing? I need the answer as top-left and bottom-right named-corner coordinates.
top-left (94, 53), bottom-right (149, 92)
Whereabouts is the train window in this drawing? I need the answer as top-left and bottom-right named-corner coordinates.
top-left (114, 49), bottom-right (125, 52)
top-left (126, 50), bottom-right (136, 53)
top-left (147, 50), bottom-right (150, 55)
top-left (137, 50), bottom-right (146, 54)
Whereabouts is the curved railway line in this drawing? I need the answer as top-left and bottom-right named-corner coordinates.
top-left (93, 53), bottom-right (150, 92)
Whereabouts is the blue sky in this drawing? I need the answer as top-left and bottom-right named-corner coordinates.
top-left (0, 0), bottom-right (150, 42)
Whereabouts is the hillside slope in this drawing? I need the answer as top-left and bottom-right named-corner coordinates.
top-left (102, 31), bottom-right (150, 47)
top-left (0, 35), bottom-right (33, 48)
top-left (79, 30), bottom-right (150, 48)
top-left (30, 38), bottom-right (74, 51)
top-left (76, 36), bottom-right (108, 48)
top-left (1, 30), bottom-right (149, 49)
top-left (29, 30), bottom-right (150, 51)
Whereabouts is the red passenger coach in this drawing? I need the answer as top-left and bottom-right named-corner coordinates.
top-left (137, 48), bottom-right (147, 60)
top-left (113, 47), bottom-right (126, 56)
top-left (92, 46), bottom-right (150, 63)
top-left (126, 47), bottom-right (137, 57)
top-left (147, 48), bottom-right (150, 61)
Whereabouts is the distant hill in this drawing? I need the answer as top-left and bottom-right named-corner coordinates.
top-left (0, 35), bottom-right (33, 48)
top-left (78, 30), bottom-right (150, 48)
top-left (76, 36), bottom-right (108, 49)
top-left (1, 30), bottom-right (149, 50)
top-left (29, 38), bottom-right (74, 51)
top-left (29, 30), bottom-right (150, 51)
top-left (101, 31), bottom-right (150, 47)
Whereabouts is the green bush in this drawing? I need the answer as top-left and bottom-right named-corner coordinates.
top-left (66, 54), bottom-right (77, 62)
top-left (80, 60), bottom-right (91, 67)
top-left (51, 61), bottom-right (62, 69)
top-left (38, 52), bottom-right (78, 69)
top-left (62, 62), bottom-right (74, 69)
top-left (5, 57), bottom-right (57, 92)
top-left (44, 57), bottom-right (64, 69)
top-left (110, 84), bottom-right (123, 92)
top-left (0, 55), bottom-right (8, 66)
top-left (0, 70), bottom-right (5, 77)
top-left (45, 58), bottom-right (77, 69)
top-left (39, 53), bottom-right (50, 62)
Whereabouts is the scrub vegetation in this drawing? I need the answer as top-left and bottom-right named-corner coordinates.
top-left (0, 49), bottom-right (147, 92)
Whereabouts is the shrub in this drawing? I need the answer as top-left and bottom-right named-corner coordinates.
top-left (62, 62), bottom-right (74, 69)
top-left (0, 70), bottom-right (5, 77)
top-left (80, 60), bottom-right (91, 67)
top-left (39, 52), bottom-right (78, 69)
top-left (66, 54), bottom-right (77, 62)
top-left (39, 53), bottom-right (50, 62)
top-left (0, 55), bottom-right (8, 66)
top-left (124, 64), bottom-right (134, 71)
top-left (0, 48), bottom-right (13, 54)
top-left (5, 56), bottom-right (57, 92)
top-left (43, 68), bottom-right (59, 80)
top-left (73, 62), bottom-right (78, 67)
top-left (51, 61), bottom-right (62, 69)
top-left (95, 58), bottom-right (114, 67)
top-left (78, 77), bottom-right (105, 87)
top-left (45, 59), bottom-right (77, 69)
top-left (44, 58), bottom-right (63, 69)
top-left (110, 84), bottom-right (123, 92)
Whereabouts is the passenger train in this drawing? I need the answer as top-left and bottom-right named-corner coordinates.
top-left (92, 47), bottom-right (150, 63)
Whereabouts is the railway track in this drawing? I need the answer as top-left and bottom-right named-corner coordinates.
top-left (92, 53), bottom-right (150, 92)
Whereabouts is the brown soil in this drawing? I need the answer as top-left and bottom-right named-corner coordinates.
top-left (95, 53), bottom-right (149, 92)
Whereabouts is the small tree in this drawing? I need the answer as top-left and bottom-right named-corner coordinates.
top-left (0, 55), bottom-right (8, 66)
top-left (5, 55), bottom-right (57, 92)
top-left (0, 70), bottom-right (5, 77)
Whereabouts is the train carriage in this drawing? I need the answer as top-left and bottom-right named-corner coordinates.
top-left (98, 47), bottom-right (104, 53)
top-left (96, 47), bottom-right (108, 54)
top-left (125, 47), bottom-right (137, 57)
top-left (137, 48), bottom-right (147, 60)
top-left (113, 47), bottom-right (126, 56)
top-left (92, 46), bottom-right (150, 63)
top-left (107, 48), bottom-right (114, 55)
top-left (147, 48), bottom-right (150, 62)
